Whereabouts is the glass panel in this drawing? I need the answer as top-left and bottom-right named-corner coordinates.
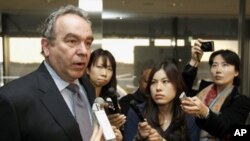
top-left (102, 38), bottom-right (149, 93)
top-left (102, 38), bottom-right (149, 64)
top-left (155, 39), bottom-right (185, 47)
top-left (0, 37), bottom-right (3, 86)
top-left (7, 37), bottom-right (43, 83)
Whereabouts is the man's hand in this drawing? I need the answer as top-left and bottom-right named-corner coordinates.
top-left (90, 124), bottom-right (104, 141)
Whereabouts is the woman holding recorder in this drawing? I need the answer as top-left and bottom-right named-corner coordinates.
top-left (181, 39), bottom-right (250, 140)
top-left (86, 48), bottom-right (126, 130)
top-left (123, 60), bottom-right (192, 141)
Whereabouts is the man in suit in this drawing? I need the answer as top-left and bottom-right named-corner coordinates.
top-left (0, 5), bottom-right (101, 141)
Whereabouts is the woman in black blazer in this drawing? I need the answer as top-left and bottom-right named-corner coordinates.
top-left (181, 39), bottom-right (250, 140)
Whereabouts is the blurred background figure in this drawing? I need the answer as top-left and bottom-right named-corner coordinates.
top-left (119, 66), bottom-right (152, 115)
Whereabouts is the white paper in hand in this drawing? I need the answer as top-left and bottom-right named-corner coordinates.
top-left (93, 97), bottom-right (116, 141)
top-left (94, 110), bottom-right (116, 141)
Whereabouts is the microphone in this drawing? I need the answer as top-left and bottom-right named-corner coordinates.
top-left (93, 97), bottom-right (105, 111)
top-left (129, 100), bottom-right (145, 122)
top-left (104, 87), bottom-right (120, 114)
top-left (92, 97), bottom-right (116, 140)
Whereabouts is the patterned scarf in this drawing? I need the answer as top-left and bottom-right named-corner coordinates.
top-left (197, 84), bottom-right (233, 141)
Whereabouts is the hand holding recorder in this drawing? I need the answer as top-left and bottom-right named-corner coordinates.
top-left (104, 87), bottom-right (120, 114)
top-left (180, 93), bottom-right (209, 118)
top-left (92, 97), bottom-right (116, 141)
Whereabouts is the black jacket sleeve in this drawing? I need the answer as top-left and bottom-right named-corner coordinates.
top-left (182, 64), bottom-right (198, 96)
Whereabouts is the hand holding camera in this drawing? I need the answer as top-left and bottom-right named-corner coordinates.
top-left (190, 39), bottom-right (214, 66)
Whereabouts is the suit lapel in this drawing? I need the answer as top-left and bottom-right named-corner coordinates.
top-left (36, 64), bottom-right (82, 141)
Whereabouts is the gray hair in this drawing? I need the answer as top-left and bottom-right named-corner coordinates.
top-left (40, 5), bottom-right (91, 44)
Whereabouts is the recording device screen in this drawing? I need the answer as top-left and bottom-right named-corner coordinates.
top-left (201, 41), bottom-right (214, 52)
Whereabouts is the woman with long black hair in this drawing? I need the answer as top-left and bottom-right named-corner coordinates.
top-left (87, 48), bottom-right (126, 132)
top-left (124, 60), bottom-right (191, 141)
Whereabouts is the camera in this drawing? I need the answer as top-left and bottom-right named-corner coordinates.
top-left (201, 41), bottom-right (214, 52)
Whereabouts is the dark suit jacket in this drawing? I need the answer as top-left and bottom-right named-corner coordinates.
top-left (0, 63), bottom-right (95, 141)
